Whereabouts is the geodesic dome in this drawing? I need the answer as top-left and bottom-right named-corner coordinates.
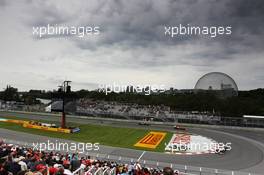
top-left (194, 72), bottom-right (238, 96)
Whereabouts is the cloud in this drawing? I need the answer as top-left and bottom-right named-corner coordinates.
top-left (0, 0), bottom-right (7, 7)
top-left (0, 0), bottom-right (263, 90)
top-left (20, 0), bottom-right (264, 55)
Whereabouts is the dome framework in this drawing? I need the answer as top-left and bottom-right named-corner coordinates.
top-left (194, 72), bottom-right (238, 97)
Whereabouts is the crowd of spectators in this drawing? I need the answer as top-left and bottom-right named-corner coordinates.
top-left (76, 99), bottom-right (220, 122)
top-left (77, 99), bottom-right (168, 119)
top-left (0, 140), bottom-right (181, 175)
top-left (0, 98), bottom-right (220, 123)
top-left (0, 101), bottom-right (45, 113)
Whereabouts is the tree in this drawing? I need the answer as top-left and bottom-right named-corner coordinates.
top-left (2, 85), bottom-right (19, 101)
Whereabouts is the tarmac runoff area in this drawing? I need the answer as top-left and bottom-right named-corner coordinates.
top-left (0, 111), bottom-right (264, 174)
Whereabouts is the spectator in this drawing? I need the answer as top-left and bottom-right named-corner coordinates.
top-left (163, 167), bottom-right (174, 175)
top-left (0, 140), bottom-right (183, 175)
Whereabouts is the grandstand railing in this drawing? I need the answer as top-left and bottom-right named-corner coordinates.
top-left (73, 167), bottom-right (115, 175)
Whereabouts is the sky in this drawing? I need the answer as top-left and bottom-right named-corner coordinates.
top-left (0, 0), bottom-right (263, 91)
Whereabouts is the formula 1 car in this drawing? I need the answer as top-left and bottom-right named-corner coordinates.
top-left (138, 121), bottom-right (151, 126)
top-left (173, 125), bottom-right (187, 131)
top-left (215, 146), bottom-right (229, 155)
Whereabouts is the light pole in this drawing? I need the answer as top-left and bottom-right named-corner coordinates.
top-left (59, 80), bottom-right (71, 128)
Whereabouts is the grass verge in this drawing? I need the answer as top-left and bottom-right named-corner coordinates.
top-left (0, 116), bottom-right (173, 152)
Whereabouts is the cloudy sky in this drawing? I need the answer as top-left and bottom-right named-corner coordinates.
top-left (0, 0), bottom-right (263, 91)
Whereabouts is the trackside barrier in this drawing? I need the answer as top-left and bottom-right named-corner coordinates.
top-left (2, 139), bottom-right (261, 175)
top-left (5, 110), bottom-right (264, 131)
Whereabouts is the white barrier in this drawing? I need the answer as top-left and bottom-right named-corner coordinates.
top-left (4, 110), bottom-right (264, 131)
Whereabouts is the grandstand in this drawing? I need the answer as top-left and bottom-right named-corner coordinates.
top-left (76, 99), bottom-right (219, 123)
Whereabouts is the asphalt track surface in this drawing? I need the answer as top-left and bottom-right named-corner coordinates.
top-left (0, 111), bottom-right (264, 174)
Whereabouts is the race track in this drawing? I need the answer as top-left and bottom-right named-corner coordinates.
top-left (0, 111), bottom-right (264, 174)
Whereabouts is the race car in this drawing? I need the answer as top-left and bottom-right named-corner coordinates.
top-left (173, 125), bottom-right (186, 131)
top-left (215, 145), bottom-right (229, 155)
top-left (138, 118), bottom-right (151, 126)
top-left (138, 121), bottom-right (150, 126)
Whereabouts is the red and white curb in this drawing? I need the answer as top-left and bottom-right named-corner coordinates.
top-left (164, 133), bottom-right (220, 155)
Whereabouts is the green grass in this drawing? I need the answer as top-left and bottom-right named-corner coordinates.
top-left (0, 116), bottom-right (173, 152)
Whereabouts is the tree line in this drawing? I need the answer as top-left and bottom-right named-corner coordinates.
top-left (0, 85), bottom-right (263, 117)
